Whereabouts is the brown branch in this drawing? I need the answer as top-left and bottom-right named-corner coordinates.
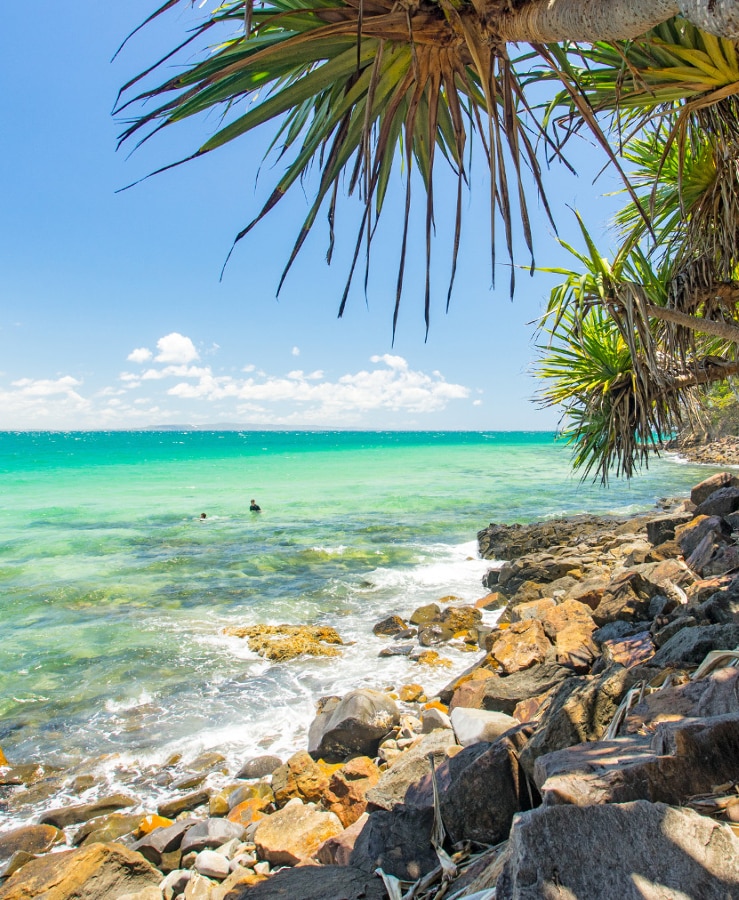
top-left (646, 303), bottom-right (739, 344)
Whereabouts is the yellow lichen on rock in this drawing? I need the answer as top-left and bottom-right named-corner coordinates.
top-left (223, 624), bottom-right (343, 661)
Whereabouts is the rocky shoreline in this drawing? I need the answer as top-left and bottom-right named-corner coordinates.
top-left (3, 472), bottom-right (739, 898)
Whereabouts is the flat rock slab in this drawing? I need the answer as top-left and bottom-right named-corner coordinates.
top-left (495, 800), bottom-right (739, 900)
top-left (535, 713), bottom-right (739, 808)
top-left (0, 841), bottom-right (161, 900)
top-left (219, 864), bottom-right (388, 900)
top-left (0, 825), bottom-right (61, 863)
top-left (39, 793), bottom-right (136, 829)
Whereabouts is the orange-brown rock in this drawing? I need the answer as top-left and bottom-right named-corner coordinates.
top-left (602, 630), bottom-right (655, 669)
top-left (254, 801), bottom-right (344, 866)
top-left (475, 592), bottom-right (506, 610)
top-left (513, 690), bottom-right (552, 723)
top-left (0, 842), bottom-right (161, 900)
top-left (415, 650), bottom-right (452, 667)
top-left (541, 599), bottom-right (597, 639)
top-left (489, 620), bottom-right (551, 674)
top-left (554, 626), bottom-right (599, 672)
top-left (321, 757), bottom-right (381, 827)
top-left (399, 684), bottom-right (425, 703)
top-left (223, 624), bottom-right (343, 661)
top-left (440, 606), bottom-right (482, 633)
top-left (0, 748), bottom-right (7, 767)
top-left (211, 867), bottom-right (267, 899)
top-left (0, 824), bottom-right (61, 862)
top-left (227, 797), bottom-right (270, 827)
top-left (317, 812), bottom-right (369, 865)
top-left (272, 751), bottom-right (330, 806)
top-left (507, 597), bottom-right (557, 623)
top-left (135, 814), bottom-right (173, 837)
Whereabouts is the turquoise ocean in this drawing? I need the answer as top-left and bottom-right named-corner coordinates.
top-left (0, 430), bottom-right (720, 828)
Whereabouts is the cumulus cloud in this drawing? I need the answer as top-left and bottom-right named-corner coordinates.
top-left (292, 346), bottom-right (300, 356)
top-left (165, 354), bottom-right (469, 420)
top-left (127, 347), bottom-right (153, 364)
top-left (155, 332), bottom-right (199, 365)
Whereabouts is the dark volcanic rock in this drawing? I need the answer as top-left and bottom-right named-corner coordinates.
top-left (649, 623), bottom-right (739, 669)
top-left (223, 864), bottom-right (388, 900)
top-left (349, 806), bottom-right (437, 881)
top-left (518, 666), bottom-right (636, 777)
top-left (495, 801), bottom-right (739, 900)
top-left (439, 727), bottom-right (537, 845)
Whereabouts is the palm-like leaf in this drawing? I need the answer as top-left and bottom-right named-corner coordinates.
top-left (117, 0), bottom-right (559, 334)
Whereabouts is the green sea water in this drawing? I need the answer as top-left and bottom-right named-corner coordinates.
top-left (0, 430), bottom-right (720, 825)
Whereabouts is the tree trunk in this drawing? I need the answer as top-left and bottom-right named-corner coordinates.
top-left (490, 0), bottom-right (739, 42)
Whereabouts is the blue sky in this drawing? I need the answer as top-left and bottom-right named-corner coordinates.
top-left (1, 2), bottom-right (620, 430)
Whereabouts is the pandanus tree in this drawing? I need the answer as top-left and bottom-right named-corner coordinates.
top-left (118, 0), bottom-right (739, 472)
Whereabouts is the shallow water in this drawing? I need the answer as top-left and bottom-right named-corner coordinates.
top-left (0, 430), bottom-right (719, 827)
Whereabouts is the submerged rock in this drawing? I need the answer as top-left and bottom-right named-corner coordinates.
top-left (223, 624), bottom-right (344, 661)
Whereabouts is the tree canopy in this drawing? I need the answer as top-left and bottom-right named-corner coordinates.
top-left (118, 0), bottom-right (739, 478)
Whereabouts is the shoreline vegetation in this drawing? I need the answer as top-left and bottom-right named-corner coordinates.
top-left (3, 463), bottom-right (739, 897)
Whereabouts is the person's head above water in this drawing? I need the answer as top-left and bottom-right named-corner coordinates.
top-left (200, 513), bottom-right (207, 519)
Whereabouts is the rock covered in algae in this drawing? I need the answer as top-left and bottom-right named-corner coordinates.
top-left (223, 624), bottom-right (344, 661)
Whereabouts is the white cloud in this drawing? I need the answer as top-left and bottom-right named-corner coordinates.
top-left (292, 346), bottom-right (300, 356)
top-left (165, 355), bottom-right (469, 419)
top-left (127, 347), bottom-right (153, 364)
top-left (11, 375), bottom-right (83, 397)
top-left (155, 332), bottom-right (199, 365)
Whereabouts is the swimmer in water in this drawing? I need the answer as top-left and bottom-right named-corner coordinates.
top-left (249, 499), bottom-right (261, 512)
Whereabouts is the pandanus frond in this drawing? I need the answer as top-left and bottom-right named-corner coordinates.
top-left (536, 214), bottom-right (739, 481)
top-left (116, 0), bottom-right (560, 336)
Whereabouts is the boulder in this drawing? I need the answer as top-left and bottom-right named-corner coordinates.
top-left (535, 713), bottom-right (739, 807)
top-left (227, 780), bottom-right (273, 810)
top-left (503, 597), bottom-right (557, 624)
top-left (626, 664), bottom-right (739, 732)
top-left (439, 728), bottom-right (537, 845)
top-left (451, 662), bottom-right (573, 715)
top-left (223, 624), bottom-right (343, 661)
top-left (695, 485), bottom-right (739, 518)
top-left (553, 625), bottom-right (599, 671)
top-left (253, 800), bottom-right (343, 865)
top-left (348, 806), bottom-right (437, 881)
top-left (675, 515), bottom-right (730, 558)
top-left (649, 623), bottom-right (739, 669)
top-left (592, 572), bottom-right (655, 626)
top-left (130, 819), bottom-right (196, 867)
top-left (409, 604), bottom-right (441, 626)
top-left (157, 788), bottom-right (210, 819)
top-left (421, 707), bottom-right (452, 733)
top-left (365, 730), bottom-right (457, 812)
top-left (227, 797), bottom-right (270, 827)
top-left (236, 755), bottom-right (282, 780)
top-left (218, 864), bottom-right (388, 900)
top-left (73, 812), bottom-right (146, 847)
top-left (440, 606), bottom-right (482, 632)
top-left (495, 801), bottom-right (739, 900)
top-left (193, 848), bottom-right (230, 880)
top-left (308, 689), bottom-right (399, 761)
top-left (179, 818), bottom-right (246, 854)
top-left (39, 793), bottom-right (136, 829)
top-left (372, 615), bottom-right (408, 637)
top-left (271, 750), bottom-right (329, 805)
top-left (417, 623), bottom-right (454, 646)
top-left (475, 592), bottom-right (506, 610)
top-left (317, 812), bottom-right (369, 866)
top-left (488, 620), bottom-right (551, 674)
top-left (450, 708), bottom-right (519, 747)
top-left (601, 630), bottom-right (655, 668)
top-left (691, 471), bottom-right (739, 506)
top-left (541, 598), bottom-right (596, 638)
top-left (321, 756), bottom-right (381, 827)
top-left (646, 512), bottom-right (694, 546)
top-left (0, 825), bottom-right (61, 863)
top-left (0, 842), bottom-right (161, 900)
top-left (518, 665), bottom-right (636, 777)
